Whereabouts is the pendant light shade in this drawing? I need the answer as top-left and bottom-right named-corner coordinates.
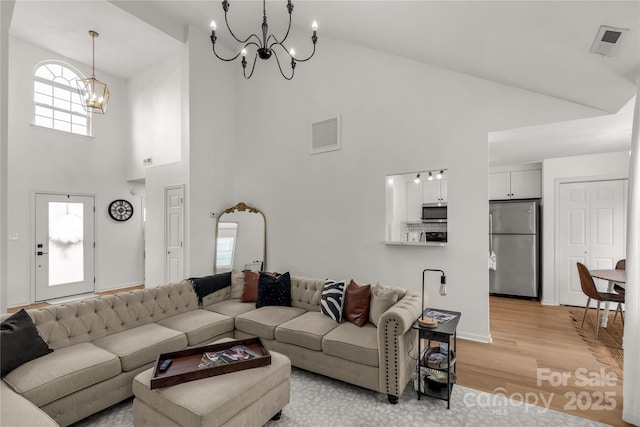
top-left (77, 31), bottom-right (110, 114)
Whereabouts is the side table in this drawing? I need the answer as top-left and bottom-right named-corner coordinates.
top-left (411, 308), bottom-right (461, 409)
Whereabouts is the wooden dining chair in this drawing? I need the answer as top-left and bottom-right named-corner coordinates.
top-left (576, 262), bottom-right (625, 339)
top-left (612, 259), bottom-right (626, 324)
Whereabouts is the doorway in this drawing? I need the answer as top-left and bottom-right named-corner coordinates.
top-left (557, 180), bottom-right (626, 306)
top-left (34, 193), bottom-right (95, 301)
top-left (165, 186), bottom-right (184, 283)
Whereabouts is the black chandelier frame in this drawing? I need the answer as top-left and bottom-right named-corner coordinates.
top-left (210, 0), bottom-right (317, 80)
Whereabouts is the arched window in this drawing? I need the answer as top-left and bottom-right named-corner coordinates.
top-left (33, 62), bottom-right (91, 136)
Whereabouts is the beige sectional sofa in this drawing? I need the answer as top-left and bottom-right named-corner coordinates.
top-left (1, 275), bottom-right (422, 426)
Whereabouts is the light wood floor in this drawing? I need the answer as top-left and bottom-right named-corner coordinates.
top-left (8, 290), bottom-right (629, 425)
top-left (457, 296), bottom-right (631, 427)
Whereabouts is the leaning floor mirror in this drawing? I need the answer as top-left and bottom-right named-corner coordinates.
top-left (214, 202), bottom-right (266, 273)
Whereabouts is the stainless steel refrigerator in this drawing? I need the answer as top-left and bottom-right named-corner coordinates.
top-left (489, 199), bottom-right (540, 298)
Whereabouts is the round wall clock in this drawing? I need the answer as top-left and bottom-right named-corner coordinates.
top-left (108, 199), bottom-right (134, 222)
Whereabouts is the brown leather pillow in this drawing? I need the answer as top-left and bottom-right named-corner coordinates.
top-left (343, 280), bottom-right (371, 327)
top-left (240, 271), bottom-right (260, 302)
top-left (240, 271), bottom-right (277, 302)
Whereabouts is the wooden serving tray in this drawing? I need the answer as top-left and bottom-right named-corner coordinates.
top-left (150, 337), bottom-right (271, 389)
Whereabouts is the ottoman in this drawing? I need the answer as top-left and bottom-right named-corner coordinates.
top-left (132, 348), bottom-right (291, 427)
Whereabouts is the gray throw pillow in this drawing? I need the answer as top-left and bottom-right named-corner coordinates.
top-left (230, 270), bottom-right (245, 299)
top-left (369, 283), bottom-right (399, 327)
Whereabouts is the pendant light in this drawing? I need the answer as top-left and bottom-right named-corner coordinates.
top-left (77, 30), bottom-right (110, 114)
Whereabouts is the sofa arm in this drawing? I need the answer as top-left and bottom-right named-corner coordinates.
top-left (377, 291), bottom-right (423, 401)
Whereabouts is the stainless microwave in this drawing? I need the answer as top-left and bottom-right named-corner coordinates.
top-left (421, 203), bottom-right (447, 222)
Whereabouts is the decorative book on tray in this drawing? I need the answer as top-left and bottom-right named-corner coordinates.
top-left (198, 345), bottom-right (261, 368)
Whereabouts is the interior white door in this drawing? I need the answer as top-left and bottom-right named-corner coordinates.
top-left (165, 186), bottom-right (184, 283)
top-left (558, 180), bottom-right (625, 306)
top-left (35, 193), bottom-right (95, 301)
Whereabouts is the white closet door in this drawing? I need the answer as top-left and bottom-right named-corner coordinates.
top-left (558, 180), bottom-right (625, 306)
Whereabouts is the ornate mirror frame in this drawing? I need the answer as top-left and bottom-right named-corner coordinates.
top-left (214, 202), bottom-right (267, 273)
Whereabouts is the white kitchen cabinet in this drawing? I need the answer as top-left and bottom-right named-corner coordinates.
top-left (422, 179), bottom-right (447, 203)
top-left (489, 170), bottom-right (540, 200)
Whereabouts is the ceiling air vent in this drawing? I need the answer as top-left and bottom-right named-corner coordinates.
top-left (589, 25), bottom-right (629, 57)
top-left (310, 115), bottom-right (341, 155)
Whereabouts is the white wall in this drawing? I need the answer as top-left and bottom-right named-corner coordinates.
top-left (184, 25), bottom-right (236, 278)
top-left (233, 37), bottom-right (603, 342)
top-left (127, 52), bottom-right (182, 181)
top-left (0, 1), bottom-right (14, 312)
top-left (541, 151), bottom-right (630, 305)
top-left (6, 37), bottom-right (143, 305)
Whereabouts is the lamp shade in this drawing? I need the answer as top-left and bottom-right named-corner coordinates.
top-left (77, 76), bottom-right (110, 114)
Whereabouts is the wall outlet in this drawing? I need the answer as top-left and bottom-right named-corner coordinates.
top-left (143, 157), bottom-right (153, 165)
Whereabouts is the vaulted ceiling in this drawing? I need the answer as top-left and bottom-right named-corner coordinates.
top-left (8, 1), bottom-right (640, 164)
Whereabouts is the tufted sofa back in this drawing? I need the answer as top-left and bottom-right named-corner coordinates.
top-left (2, 281), bottom-right (198, 350)
top-left (290, 276), bottom-right (324, 311)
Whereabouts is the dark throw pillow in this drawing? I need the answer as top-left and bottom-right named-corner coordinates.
top-left (1, 309), bottom-right (53, 377)
top-left (256, 272), bottom-right (292, 308)
top-left (343, 280), bottom-right (371, 327)
top-left (320, 280), bottom-right (346, 322)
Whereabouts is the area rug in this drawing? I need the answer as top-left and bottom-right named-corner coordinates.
top-left (569, 309), bottom-right (624, 379)
top-left (71, 368), bottom-right (607, 427)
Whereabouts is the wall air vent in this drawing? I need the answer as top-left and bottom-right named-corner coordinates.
top-left (310, 115), bottom-right (341, 155)
top-left (589, 25), bottom-right (629, 57)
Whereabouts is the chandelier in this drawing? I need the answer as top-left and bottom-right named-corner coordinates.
top-left (210, 0), bottom-right (318, 80)
top-left (77, 30), bottom-right (110, 114)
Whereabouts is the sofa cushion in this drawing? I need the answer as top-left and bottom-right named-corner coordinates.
top-left (343, 280), bottom-right (371, 327)
top-left (1, 381), bottom-right (58, 427)
top-left (322, 322), bottom-right (379, 367)
top-left (3, 342), bottom-right (120, 407)
top-left (290, 276), bottom-right (325, 311)
top-left (157, 310), bottom-right (234, 346)
top-left (1, 309), bottom-right (53, 376)
top-left (275, 312), bottom-right (340, 351)
top-left (204, 299), bottom-right (257, 318)
top-left (235, 306), bottom-right (306, 340)
top-left (256, 272), bottom-right (292, 308)
top-left (92, 323), bottom-right (187, 371)
top-left (369, 284), bottom-right (399, 327)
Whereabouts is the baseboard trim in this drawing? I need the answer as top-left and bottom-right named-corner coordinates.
top-left (458, 331), bottom-right (492, 343)
top-left (97, 282), bottom-right (144, 293)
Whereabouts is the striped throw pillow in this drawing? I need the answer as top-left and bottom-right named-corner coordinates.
top-left (321, 280), bottom-right (346, 322)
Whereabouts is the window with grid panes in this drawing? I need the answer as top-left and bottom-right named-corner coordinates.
top-left (33, 62), bottom-right (91, 136)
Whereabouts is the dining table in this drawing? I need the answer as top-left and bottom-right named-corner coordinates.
top-left (590, 268), bottom-right (626, 328)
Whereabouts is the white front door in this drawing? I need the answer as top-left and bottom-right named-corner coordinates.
top-left (165, 186), bottom-right (184, 283)
top-left (558, 180), bottom-right (625, 306)
top-left (35, 193), bottom-right (95, 301)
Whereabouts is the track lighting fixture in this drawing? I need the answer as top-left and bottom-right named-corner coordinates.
top-left (414, 174), bottom-right (421, 184)
top-left (428, 172), bottom-right (434, 181)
